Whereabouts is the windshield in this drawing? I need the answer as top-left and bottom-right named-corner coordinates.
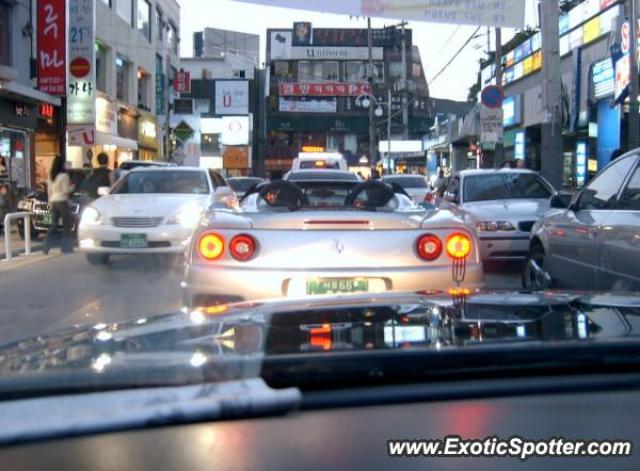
top-left (383, 176), bottom-right (428, 189)
top-left (4, 0), bottom-right (640, 445)
top-left (111, 171), bottom-right (210, 195)
top-left (464, 174), bottom-right (553, 202)
top-left (228, 178), bottom-right (263, 192)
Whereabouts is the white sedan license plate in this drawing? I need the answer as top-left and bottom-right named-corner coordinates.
top-left (121, 234), bottom-right (148, 249)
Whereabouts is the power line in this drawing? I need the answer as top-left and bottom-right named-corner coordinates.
top-left (428, 26), bottom-right (482, 87)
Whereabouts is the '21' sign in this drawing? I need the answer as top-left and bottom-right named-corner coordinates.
top-left (37, 0), bottom-right (66, 96)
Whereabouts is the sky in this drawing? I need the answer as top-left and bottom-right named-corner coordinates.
top-left (178, 0), bottom-right (539, 101)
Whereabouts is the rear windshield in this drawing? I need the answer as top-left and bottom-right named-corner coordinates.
top-left (296, 182), bottom-right (358, 207)
top-left (287, 171), bottom-right (359, 182)
top-left (464, 173), bottom-right (553, 202)
top-left (383, 176), bottom-right (428, 189)
top-left (228, 178), bottom-right (263, 192)
top-left (111, 171), bottom-right (210, 195)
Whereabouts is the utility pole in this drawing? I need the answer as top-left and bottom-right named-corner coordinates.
top-left (540, 0), bottom-right (564, 189)
top-left (628, 0), bottom-right (639, 150)
top-left (387, 88), bottom-right (392, 174)
top-left (493, 27), bottom-right (505, 168)
top-left (401, 22), bottom-right (409, 140)
top-left (367, 17), bottom-right (376, 175)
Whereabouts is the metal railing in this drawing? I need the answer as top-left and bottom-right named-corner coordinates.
top-left (3, 212), bottom-right (31, 262)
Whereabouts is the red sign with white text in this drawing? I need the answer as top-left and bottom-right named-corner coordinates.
top-left (37, 0), bottom-right (66, 96)
top-left (174, 71), bottom-right (191, 93)
top-left (279, 82), bottom-right (371, 97)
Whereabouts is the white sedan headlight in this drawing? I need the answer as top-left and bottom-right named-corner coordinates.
top-left (79, 207), bottom-right (102, 227)
top-left (167, 204), bottom-right (204, 228)
top-left (476, 221), bottom-right (516, 232)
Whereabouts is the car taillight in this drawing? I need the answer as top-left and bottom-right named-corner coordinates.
top-left (198, 232), bottom-right (225, 261)
top-left (424, 192), bottom-right (434, 203)
top-left (229, 234), bottom-right (257, 261)
top-left (446, 233), bottom-right (472, 259)
top-left (416, 234), bottom-right (443, 261)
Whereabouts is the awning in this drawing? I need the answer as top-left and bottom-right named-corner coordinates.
top-left (95, 132), bottom-right (138, 150)
top-left (1, 80), bottom-right (62, 106)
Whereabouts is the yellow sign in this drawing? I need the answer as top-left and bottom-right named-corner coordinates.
top-left (583, 17), bottom-right (600, 45)
top-left (532, 51), bottom-right (542, 71)
top-left (523, 56), bottom-right (533, 76)
top-left (223, 146), bottom-right (250, 169)
top-left (302, 146), bottom-right (325, 152)
top-left (588, 159), bottom-right (598, 172)
top-left (138, 115), bottom-right (158, 149)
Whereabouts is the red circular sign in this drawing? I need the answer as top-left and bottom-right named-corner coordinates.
top-left (70, 57), bottom-right (91, 79)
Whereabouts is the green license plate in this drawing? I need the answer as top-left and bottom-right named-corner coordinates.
top-left (306, 278), bottom-right (368, 296)
top-left (121, 234), bottom-right (148, 248)
top-left (42, 213), bottom-right (54, 226)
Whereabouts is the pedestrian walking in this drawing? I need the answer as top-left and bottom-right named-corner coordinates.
top-left (44, 155), bottom-right (75, 254)
top-left (87, 152), bottom-right (112, 198)
top-left (434, 169), bottom-right (447, 198)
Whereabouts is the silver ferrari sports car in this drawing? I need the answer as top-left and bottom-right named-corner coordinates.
top-left (181, 170), bottom-right (484, 308)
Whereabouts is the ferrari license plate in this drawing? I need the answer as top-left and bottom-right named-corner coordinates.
top-left (306, 278), bottom-right (368, 296)
top-left (121, 234), bottom-right (148, 248)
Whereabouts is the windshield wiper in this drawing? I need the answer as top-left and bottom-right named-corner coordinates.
top-left (0, 378), bottom-right (300, 446)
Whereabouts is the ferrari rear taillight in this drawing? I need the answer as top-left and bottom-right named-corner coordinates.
top-left (416, 234), bottom-right (443, 261)
top-left (446, 233), bottom-right (472, 259)
top-left (229, 234), bottom-right (257, 261)
top-left (198, 233), bottom-right (225, 261)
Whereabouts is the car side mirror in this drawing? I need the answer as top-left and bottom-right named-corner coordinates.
top-left (97, 187), bottom-right (110, 197)
top-left (550, 193), bottom-right (572, 209)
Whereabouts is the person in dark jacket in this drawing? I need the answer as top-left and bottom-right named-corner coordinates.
top-left (88, 153), bottom-right (112, 198)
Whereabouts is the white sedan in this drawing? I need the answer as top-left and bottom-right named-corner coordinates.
top-left (78, 167), bottom-right (235, 265)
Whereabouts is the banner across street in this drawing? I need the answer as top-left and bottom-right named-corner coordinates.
top-left (232, 0), bottom-right (526, 28)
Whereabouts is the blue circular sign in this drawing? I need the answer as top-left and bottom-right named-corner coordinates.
top-left (481, 85), bottom-right (505, 109)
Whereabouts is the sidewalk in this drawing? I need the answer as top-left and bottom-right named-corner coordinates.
top-left (0, 224), bottom-right (45, 260)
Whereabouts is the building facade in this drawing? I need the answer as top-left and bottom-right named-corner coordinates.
top-left (468, 0), bottom-right (622, 188)
top-left (265, 24), bottom-right (431, 176)
top-left (170, 52), bottom-right (258, 176)
top-left (66, 0), bottom-right (180, 170)
top-left (193, 28), bottom-right (260, 67)
top-left (0, 0), bottom-right (63, 189)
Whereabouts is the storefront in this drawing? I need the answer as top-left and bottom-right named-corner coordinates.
top-left (35, 103), bottom-right (61, 186)
top-left (0, 96), bottom-right (37, 189)
top-left (223, 146), bottom-right (251, 177)
top-left (138, 114), bottom-right (159, 161)
top-left (67, 95), bottom-right (139, 169)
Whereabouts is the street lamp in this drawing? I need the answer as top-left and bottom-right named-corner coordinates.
top-left (358, 91), bottom-right (393, 175)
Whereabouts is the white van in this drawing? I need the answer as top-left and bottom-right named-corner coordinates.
top-left (291, 153), bottom-right (348, 171)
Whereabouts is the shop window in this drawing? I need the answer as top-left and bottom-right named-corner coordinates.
top-left (0, 129), bottom-right (28, 187)
top-left (116, 56), bottom-right (130, 103)
top-left (156, 8), bottom-right (163, 41)
top-left (389, 62), bottom-right (404, 80)
top-left (195, 99), bottom-right (210, 114)
top-left (298, 61), bottom-right (339, 81)
top-left (0, 1), bottom-right (11, 66)
top-left (201, 134), bottom-right (220, 156)
top-left (273, 61), bottom-right (291, 79)
top-left (96, 44), bottom-right (108, 92)
top-left (345, 62), bottom-right (367, 82)
top-left (167, 22), bottom-right (178, 55)
top-left (116, 0), bottom-right (133, 26)
top-left (137, 0), bottom-right (151, 41)
top-left (137, 69), bottom-right (151, 111)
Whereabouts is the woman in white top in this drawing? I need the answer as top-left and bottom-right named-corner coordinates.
top-left (44, 155), bottom-right (75, 254)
